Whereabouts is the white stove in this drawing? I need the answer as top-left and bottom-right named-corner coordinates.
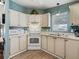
top-left (28, 17), bottom-right (41, 50)
top-left (28, 33), bottom-right (41, 50)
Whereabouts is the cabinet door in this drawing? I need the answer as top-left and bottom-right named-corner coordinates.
top-left (35, 15), bottom-right (41, 23)
top-left (41, 36), bottom-right (47, 50)
top-left (29, 15), bottom-right (41, 25)
top-left (9, 10), bottom-right (19, 26)
top-left (10, 36), bottom-right (19, 55)
top-left (48, 37), bottom-right (55, 53)
top-left (19, 13), bottom-right (29, 27)
top-left (29, 15), bottom-right (36, 24)
top-left (19, 35), bottom-right (27, 51)
top-left (69, 3), bottom-right (79, 25)
top-left (66, 40), bottom-right (79, 59)
top-left (55, 38), bottom-right (65, 58)
top-left (41, 13), bottom-right (50, 27)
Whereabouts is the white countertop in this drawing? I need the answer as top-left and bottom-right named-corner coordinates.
top-left (41, 32), bottom-right (79, 41)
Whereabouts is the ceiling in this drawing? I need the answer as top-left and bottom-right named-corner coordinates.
top-left (12, 0), bottom-right (78, 9)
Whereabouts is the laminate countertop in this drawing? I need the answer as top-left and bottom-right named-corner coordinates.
top-left (41, 32), bottom-right (79, 41)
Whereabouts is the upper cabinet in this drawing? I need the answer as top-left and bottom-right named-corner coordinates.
top-left (29, 15), bottom-right (41, 24)
top-left (9, 9), bottom-right (29, 27)
top-left (69, 3), bottom-right (79, 25)
top-left (41, 13), bottom-right (50, 27)
top-left (9, 9), bottom-right (50, 27)
top-left (9, 10), bottom-right (19, 26)
top-left (19, 13), bottom-right (29, 27)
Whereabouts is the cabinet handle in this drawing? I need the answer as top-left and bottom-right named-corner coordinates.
top-left (53, 37), bottom-right (57, 39)
top-left (65, 40), bottom-right (68, 42)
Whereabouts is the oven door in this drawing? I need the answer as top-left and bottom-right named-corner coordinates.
top-left (29, 37), bottom-right (40, 45)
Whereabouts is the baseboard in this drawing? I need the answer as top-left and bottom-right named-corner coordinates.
top-left (41, 49), bottom-right (63, 59)
top-left (9, 49), bottom-right (27, 59)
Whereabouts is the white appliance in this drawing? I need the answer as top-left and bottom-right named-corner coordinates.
top-left (28, 17), bottom-right (41, 50)
top-left (28, 33), bottom-right (41, 50)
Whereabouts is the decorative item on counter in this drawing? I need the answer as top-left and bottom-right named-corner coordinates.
top-left (71, 26), bottom-right (79, 37)
top-left (30, 9), bottom-right (39, 14)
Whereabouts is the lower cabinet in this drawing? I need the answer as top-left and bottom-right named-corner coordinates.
top-left (10, 35), bottom-right (19, 55)
top-left (10, 35), bottom-right (28, 57)
top-left (66, 40), bottom-right (79, 59)
top-left (42, 35), bottom-right (79, 59)
top-left (47, 36), bottom-right (55, 53)
top-left (55, 38), bottom-right (65, 58)
top-left (41, 36), bottom-right (47, 50)
top-left (19, 35), bottom-right (27, 51)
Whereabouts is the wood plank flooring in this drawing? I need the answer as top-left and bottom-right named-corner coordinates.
top-left (0, 50), bottom-right (3, 59)
top-left (0, 54), bottom-right (3, 59)
top-left (11, 50), bottom-right (58, 59)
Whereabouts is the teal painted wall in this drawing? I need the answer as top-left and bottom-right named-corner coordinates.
top-left (9, 0), bottom-right (44, 14)
top-left (44, 4), bottom-right (69, 14)
top-left (43, 1), bottom-right (79, 14)
top-left (43, 1), bottom-right (79, 32)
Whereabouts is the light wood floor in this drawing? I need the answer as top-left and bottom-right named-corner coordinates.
top-left (0, 54), bottom-right (3, 59)
top-left (11, 50), bottom-right (58, 59)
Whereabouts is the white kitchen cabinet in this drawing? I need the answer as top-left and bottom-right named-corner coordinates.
top-left (66, 40), bottom-right (79, 59)
top-left (19, 35), bottom-right (27, 51)
top-left (9, 10), bottom-right (19, 26)
top-left (10, 35), bottom-right (19, 55)
top-left (19, 13), bottom-right (29, 27)
top-left (0, 5), bottom-right (4, 24)
top-left (41, 36), bottom-right (47, 50)
top-left (69, 3), bottom-right (79, 25)
top-left (41, 13), bottom-right (50, 27)
top-left (29, 15), bottom-right (41, 25)
top-left (47, 36), bottom-right (55, 53)
top-left (55, 38), bottom-right (65, 58)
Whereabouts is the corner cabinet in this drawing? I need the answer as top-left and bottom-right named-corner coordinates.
top-left (69, 3), bottom-right (79, 25)
top-left (41, 13), bottom-right (50, 27)
top-left (66, 40), bottom-right (79, 59)
top-left (9, 10), bottom-right (19, 26)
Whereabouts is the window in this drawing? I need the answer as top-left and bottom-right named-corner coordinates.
top-left (52, 12), bottom-right (69, 32)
